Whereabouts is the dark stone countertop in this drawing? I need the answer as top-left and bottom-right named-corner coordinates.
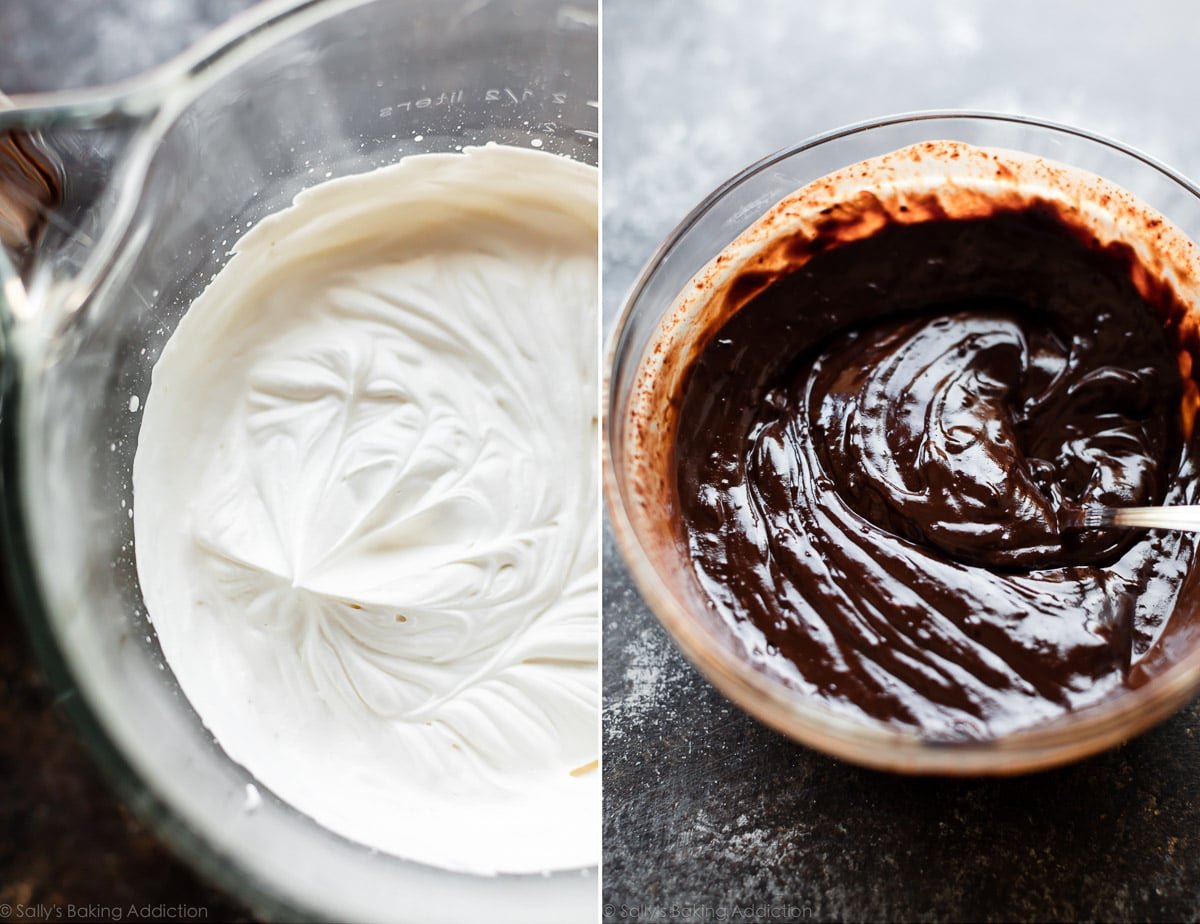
top-left (602, 2), bottom-right (1200, 921)
top-left (0, 3), bottom-right (257, 921)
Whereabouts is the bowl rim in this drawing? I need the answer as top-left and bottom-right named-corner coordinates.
top-left (603, 108), bottom-right (1200, 776)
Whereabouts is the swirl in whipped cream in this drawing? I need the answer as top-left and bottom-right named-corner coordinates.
top-left (133, 145), bottom-right (598, 874)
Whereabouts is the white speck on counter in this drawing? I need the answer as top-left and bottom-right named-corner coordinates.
top-left (244, 782), bottom-right (261, 812)
top-left (128, 395), bottom-right (140, 412)
top-left (606, 617), bottom-right (691, 744)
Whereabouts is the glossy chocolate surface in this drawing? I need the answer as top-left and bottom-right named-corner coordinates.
top-left (674, 207), bottom-right (1200, 739)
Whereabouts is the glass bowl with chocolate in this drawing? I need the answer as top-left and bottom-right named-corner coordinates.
top-left (605, 112), bottom-right (1200, 774)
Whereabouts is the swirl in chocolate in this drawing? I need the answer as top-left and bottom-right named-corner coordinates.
top-left (675, 202), bottom-right (1199, 739)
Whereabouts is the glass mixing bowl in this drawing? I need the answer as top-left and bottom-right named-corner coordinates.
top-left (0, 1), bottom-right (597, 921)
top-left (605, 111), bottom-right (1200, 778)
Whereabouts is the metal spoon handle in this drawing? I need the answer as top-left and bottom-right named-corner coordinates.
top-left (1067, 505), bottom-right (1200, 531)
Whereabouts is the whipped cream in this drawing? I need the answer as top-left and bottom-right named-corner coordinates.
top-left (133, 145), bottom-right (598, 874)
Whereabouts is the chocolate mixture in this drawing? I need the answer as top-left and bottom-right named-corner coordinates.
top-left (674, 206), bottom-right (1200, 739)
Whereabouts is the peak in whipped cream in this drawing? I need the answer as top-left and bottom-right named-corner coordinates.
top-left (132, 144), bottom-right (598, 874)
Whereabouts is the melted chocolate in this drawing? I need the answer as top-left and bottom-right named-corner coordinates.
top-left (674, 208), bottom-right (1200, 739)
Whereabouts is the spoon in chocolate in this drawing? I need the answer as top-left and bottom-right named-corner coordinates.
top-left (1063, 505), bottom-right (1200, 532)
